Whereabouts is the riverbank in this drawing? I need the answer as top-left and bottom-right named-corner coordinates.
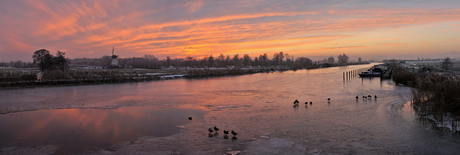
top-left (1, 62), bottom-right (371, 89)
top-left (392, 63), bottom-right (460, 134)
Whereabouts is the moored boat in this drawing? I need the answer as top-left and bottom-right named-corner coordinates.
top-left (359, 71), bottom-right (381, 77)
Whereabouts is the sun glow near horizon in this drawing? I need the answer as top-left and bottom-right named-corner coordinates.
top-left (0, 0), bottom-right (459, 61)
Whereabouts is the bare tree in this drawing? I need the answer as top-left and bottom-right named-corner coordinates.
top-left (295, 57), bottom-right (313, 66)
top-left (337, 53), bottom-right (349, 64)
top-left (218, 54), bottom-right (225, 66)
top-left (441, 57), bottom-right (453, 70)
top-left (327, 57), bottom-right (335, 63)
top-left (166, 56), bottom-right (171, 66)
top-left (243, 54), bottom-right (251, 66)
top-left (32, 49), bottom-right (51, 72)
top-left (259, 53), bottom-right (268, 66)
top-left (279, 51), bottom-right (284, 65)
top-left (233, 54), bottom-right (240, 66)
top-left (273, 53), bottom-right (280, 65)
top-left (208, 55), bottom-right (214, 66)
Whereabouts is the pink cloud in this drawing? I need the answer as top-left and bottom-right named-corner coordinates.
top-left (1, 1), bottom-right (460, 61)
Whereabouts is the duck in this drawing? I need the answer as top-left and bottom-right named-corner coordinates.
top-left (368, 95), bottom-right (372, 98)
top-left (305, 102), bottom-right (308, 104)
top-left (188, 117), bottom-right (192, 120)
top-left (214, 126), bottom-right (219, 134)
top-left (208, 128), bottom-right (215, 137)
top-left (310, 102), bottom-right (312, 105)
top-left (374, 95), bottom-right (377, 99)
top-left (294, 100), bottom-right (299, 104)
top-left (355, 96), bottom-right (359, 100)
top-left (231, 130), bottom-right (238, 137)
top-left (327, 98), bottom-right (330, 101)
top-left (223, 130), bottom-right (229, 139)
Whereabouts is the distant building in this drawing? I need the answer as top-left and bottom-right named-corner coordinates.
top-left (111, 46), bottom-right (118, 67)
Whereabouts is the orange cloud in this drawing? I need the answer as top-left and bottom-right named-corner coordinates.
top-left (382, 43), bottom-right (407, 47)
top-left (2, 1), bottom-right (460, 61)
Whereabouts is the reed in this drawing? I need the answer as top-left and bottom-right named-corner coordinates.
top-left (0, 70), bottom-right (38, 87)
top-left (392, 63), bottom-right (460, 133)
top-left (392, 64), bottom-right (417, 86)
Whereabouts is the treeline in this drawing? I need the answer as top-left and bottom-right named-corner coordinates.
top-left (0, 61), bottom-right (35, 68)
top-left (33, 49), bottom-right (69, 72)
top-left (392, 61), bottom-right (460, 133)
top-left (3, 51), bottom-right (357, 70)
top-left (72, 52), bottom-right (347, 69)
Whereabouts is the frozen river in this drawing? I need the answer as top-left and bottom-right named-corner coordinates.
top-left (1, 63), bottom-right (460, 154)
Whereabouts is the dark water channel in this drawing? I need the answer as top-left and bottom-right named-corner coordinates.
top-left (1, 63), bottom-right (460, 154)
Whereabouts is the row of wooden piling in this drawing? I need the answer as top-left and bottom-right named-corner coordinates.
top-left (343, 68), bottom-right (368, 80)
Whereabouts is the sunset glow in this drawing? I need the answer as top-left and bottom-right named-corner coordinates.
top-left (1, 0), bottom-right (459, 61)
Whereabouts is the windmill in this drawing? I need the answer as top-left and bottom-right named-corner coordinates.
top-left (111, 46), bottom-right (118, 67)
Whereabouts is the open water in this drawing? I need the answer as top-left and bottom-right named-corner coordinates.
top-left (1, 63), bottom-right (460, 154)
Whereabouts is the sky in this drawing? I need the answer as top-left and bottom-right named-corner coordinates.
top-left (0, 0), bottom-right (459, 62)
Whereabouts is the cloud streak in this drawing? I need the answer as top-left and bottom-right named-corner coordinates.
top-left (1, 0), bottom-right (460, 61)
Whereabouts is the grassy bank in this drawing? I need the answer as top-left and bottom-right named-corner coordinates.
top-left (0, 69), bottom-right (184, 88)
top-left (1, 62), bottom-right (371, 88)
top-left (392, 63), bottom-right (460, 133)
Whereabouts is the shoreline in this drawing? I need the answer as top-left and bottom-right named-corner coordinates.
top-left (392, 63), bottom-right (460, 134)
top-left (0, 63), bottom-right (371, 89)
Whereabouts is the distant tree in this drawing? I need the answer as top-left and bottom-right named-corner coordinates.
top-left (279, 51), bottom-right (284, 65)
top-left (185, 56), bottom-right (193, 66)
top-left (327, 57), bottom-right (335, 63)
top-left (295, 57), bottom-right (312, 66)
top-left (254, 57), bottom-right (259, 66)
top-left (338, 53), bottom-right (349, 64)
top-left (232, 54), bottom-right (240, 66)
top-left (273, 53), bottom-right (279, 65)
top-left (225, 55), bottom-right (231, 66)
top-left (208, 55), bottom-right (214, 66)
top-left (284, 53), bottom-right (290, 65)
top-left (259, 53), bottom-right (268, 66)
top-left (101, 55), bottom-right (112, 66)
top-left (166, 56), bottom-right (171, 66)
top-left (52, 51), bottom-right (69, 71)
top-left (358, 57), bottom-right (362, 63)
top-left (218, 54), bottom-right (225, 66)
top-left (243, 54), bottom-right (251, 66)
top-left (442, 57), bottom-right (453, 70)
top-left (32, 49), bottom-right (51, 72)
top-left (32, 49), bottom-right (68, 72)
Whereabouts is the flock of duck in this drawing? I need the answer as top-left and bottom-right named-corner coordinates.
top-left (191, 95), bottom-right (378, 140)
top-left (357, 95), bottom-right (377, 100)
top-left (208, 126), bottom-right (238, 140)
top-left (293, 95), bottom-right (377, 107)
top-left (188, 117), bottom-right (238, 140)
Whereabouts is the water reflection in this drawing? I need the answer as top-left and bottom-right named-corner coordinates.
top-left (0, 107), bottom-right (207, 154)
top-left (4, 63), bottom-right (460, 154)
